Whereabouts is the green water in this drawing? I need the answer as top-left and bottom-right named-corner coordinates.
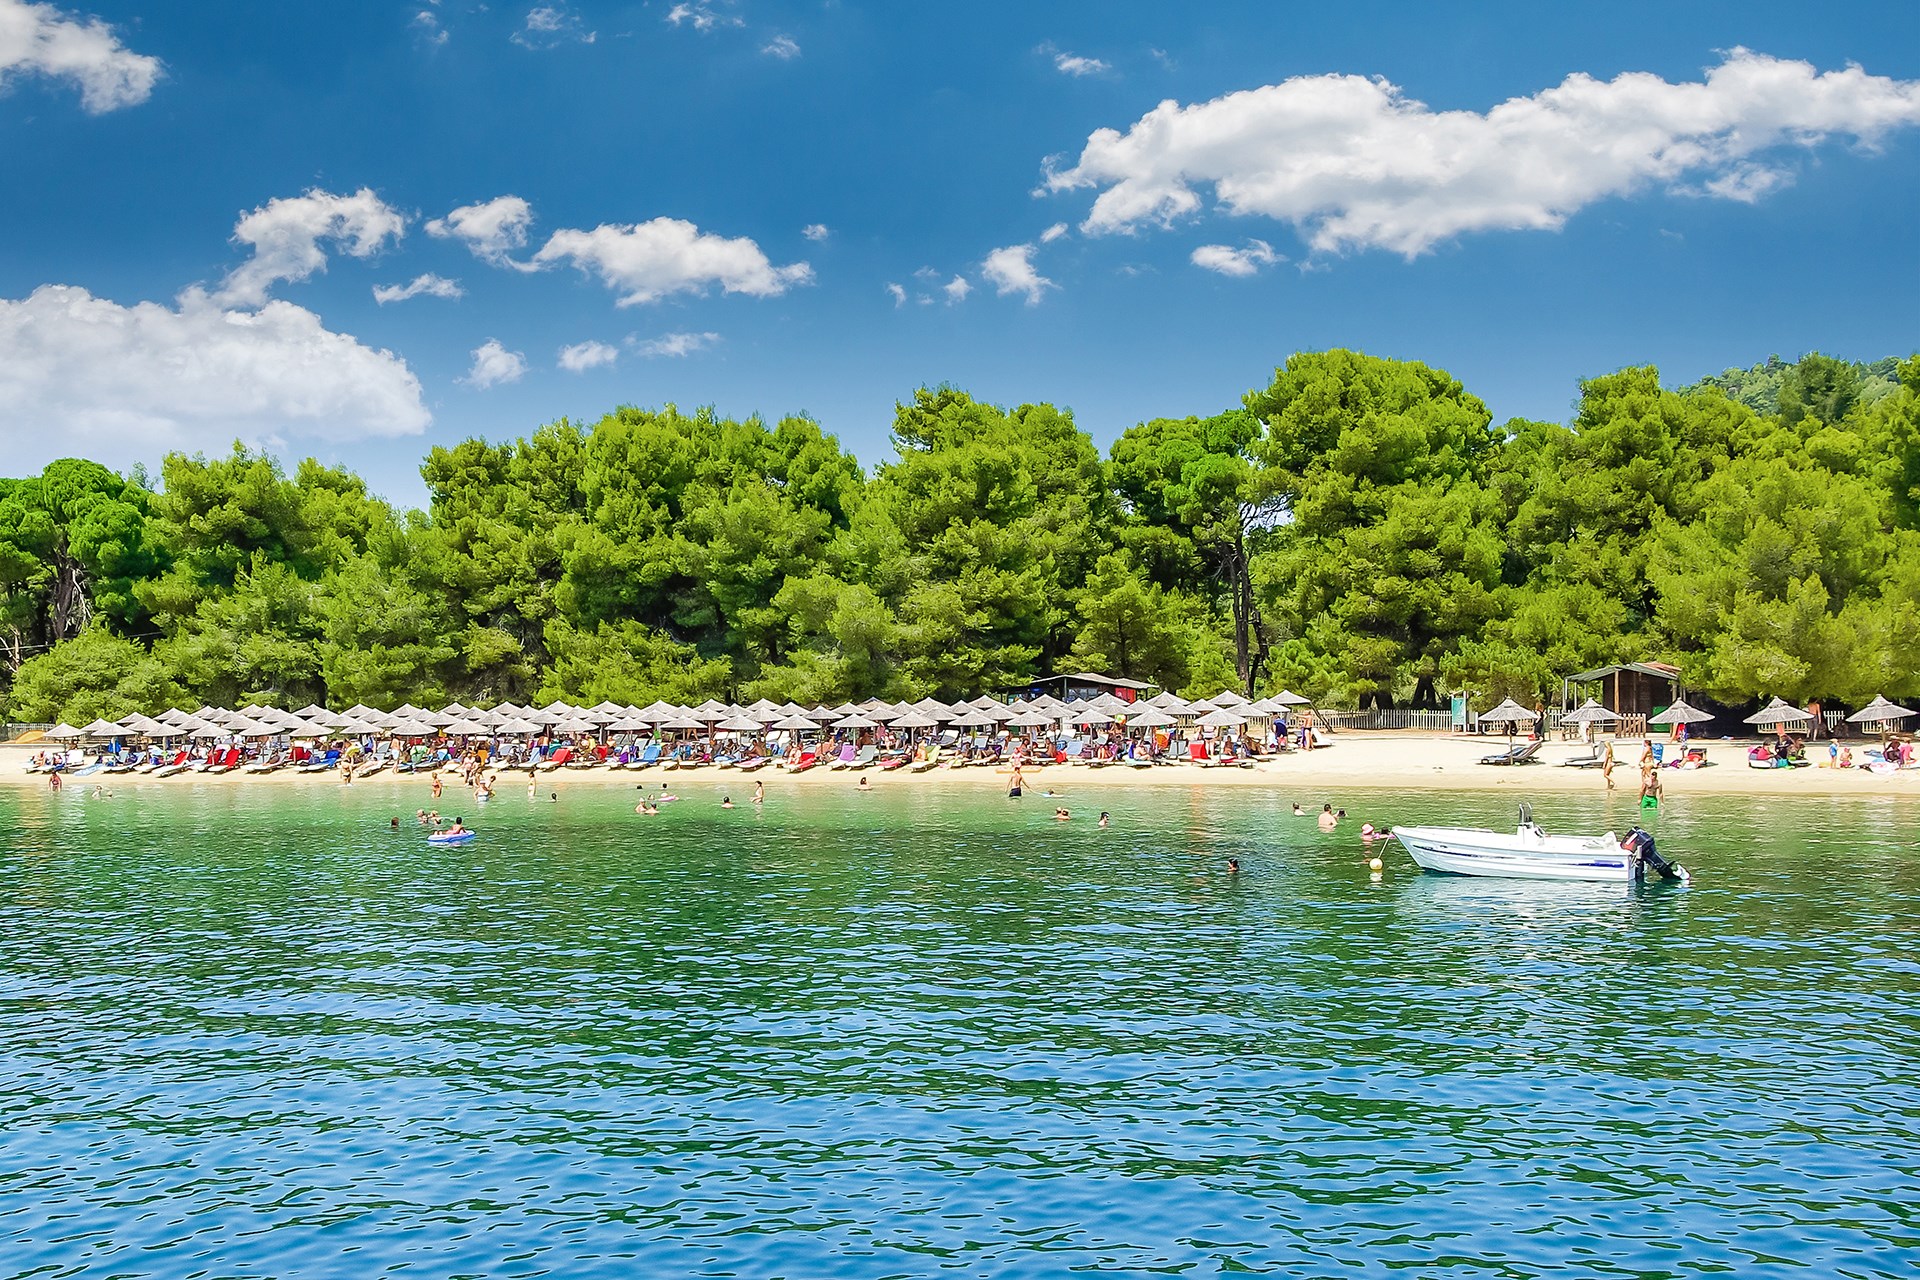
top-left (2, 777), bottom-right (1916, 1278)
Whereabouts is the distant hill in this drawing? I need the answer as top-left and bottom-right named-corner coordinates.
top-left (1683, 353), bottom-right (1904, 418)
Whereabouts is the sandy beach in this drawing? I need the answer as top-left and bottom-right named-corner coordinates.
top-left (6, 732), bottom-right (1911, 799)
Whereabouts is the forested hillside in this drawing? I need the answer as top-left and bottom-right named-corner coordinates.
top-left (5, 349), bottom-right (1919, 723)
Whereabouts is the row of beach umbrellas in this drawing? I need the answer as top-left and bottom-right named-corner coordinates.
top-left (42, 687), bottom-right (1319, 744)
top-left (1477, 693), bottom-right (1917, 734)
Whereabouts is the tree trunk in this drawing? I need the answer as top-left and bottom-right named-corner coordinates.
top-left (1227, 531), bottom-right (1270, 697)
top-left (48, 536), bottom-right (91, 640)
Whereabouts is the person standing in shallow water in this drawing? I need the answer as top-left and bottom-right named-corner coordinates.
top-left (1008, 763), bottom-right (1024, 798)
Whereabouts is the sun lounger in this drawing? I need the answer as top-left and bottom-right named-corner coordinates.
top-left (1479, 740), bottom-right (1543, 766)
top-left (827, 743), bottom-right (859, 769)
top-left (1559, 750), bottom-right (1605, 769)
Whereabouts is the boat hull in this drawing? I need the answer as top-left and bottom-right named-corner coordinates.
top-left (1394, 826), bottom-right (1635, 882)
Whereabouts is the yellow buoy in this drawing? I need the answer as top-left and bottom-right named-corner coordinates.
top-left (1368, 857), bottom-right (1383, 871)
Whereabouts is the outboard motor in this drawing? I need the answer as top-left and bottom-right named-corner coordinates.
top-left (1624, 827), bottom-right (1690, 884)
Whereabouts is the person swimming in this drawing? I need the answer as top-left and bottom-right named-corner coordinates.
top-left (857, 775), bottom-right (871, 791)
top-left (1318, 804), bottom-right (1338, 831)
top-left (1292, 803), bottom-right (1304, 816)
top-left (1098, 811), bottom-right (1110, 828)
top-left (721, 796), bottom-right (734, 808)
top-left (1054, 808), bottom-right (1070, 820)
top-left (1227, 857), bottom-right (1241, 874)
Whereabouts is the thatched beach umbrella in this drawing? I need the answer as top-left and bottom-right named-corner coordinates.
top-left (1745, 698), bottom-right (1814, 729)
top-left (1847, 695), bottom-right (1914, 725)
top-left (1124, 706), bottom-right (1178, 728)
top-left (1648, 699), bottom-right (1713, 726)
top-left (1562, 698), bottom-right (1618, 723)
top-left (46, 723), bottom-right (84, 740)
top-left (1480, 697), bottom-right (1538, 744)
top-left (1195, 707), bottom-right (1248, 728)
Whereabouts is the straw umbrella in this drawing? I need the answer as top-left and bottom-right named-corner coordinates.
top-left (1480, 697), bottom-right (1538, 744)
top-left (46, 723), bottom-right (84, 740)
top-left (1648, 699), bottom-right (1713, 730)
top-left (1846, 695), bottom-right (1914, 729)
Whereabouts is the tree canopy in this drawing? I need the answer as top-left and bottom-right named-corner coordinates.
top-left (5, 349), bottom-right (1918, 723)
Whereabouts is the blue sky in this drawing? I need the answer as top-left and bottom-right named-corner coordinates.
top-left (2, 0), bottom-right (1918, 506)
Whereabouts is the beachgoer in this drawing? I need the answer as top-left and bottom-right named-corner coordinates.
top-left (857, 775), bottom-right (871, 791)
top-left (1054, 808), bottom-right (1070, 820)
top-left (1009, 764), bottom-right (1024, 798)
top-left (1227, 858), bottom-right (1241, 874)
top-left (1639, 765), bottom-right (1663, 805)
top-left (390, 816), bottom-right (400, 830)
top-left (431, 774), bottom-right (443, 799)
top-left (49, 772), bottom-right (60, 791)
top-left (549, 792), bottom-right (558, 802)
top-left (446, 817), bottom-right (468, 835)
top-left (1292, 803), bottom-right (1304, 816)
top-left (1602, 739), bottom-right (1616, 791)
top-left (1318, 804), bottom-right (1337, 832)
top-left (1098, 811), bottom-right (1110, 828)
top-left (753, 781), bottom-right (765, 805)
top-left (528, 778), bottom-right (537, 799)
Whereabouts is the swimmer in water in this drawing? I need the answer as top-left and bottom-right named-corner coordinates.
top-left (391, 816), bottom-right (400, 830)
top-left (1098, 811), bottom-right (1110, 828)
top-left (445, 817), bottom-right (468, 836)
top-left (1292, 803), bottom-right (1304, 816)
top-left (1009, 764), bottom-right (1024, 798)
top-left (857, 775), bottom-right (871, 791)
top-left (721, 796), bottom-right (734, 809)
top-left (635, 800), bottom-right (658, 815)
top-left (1054, 808), bottom-right (1070, 820)
top-left (752, 781), bottom-right (764, 805)
top-left (1227, 858), bottom-right (1241, 874)
top-left (1318, 804), bottom-right (1338, 832)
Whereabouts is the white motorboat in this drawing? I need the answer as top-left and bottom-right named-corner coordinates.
top-left (1390, 806), bottom-right (1689, 884)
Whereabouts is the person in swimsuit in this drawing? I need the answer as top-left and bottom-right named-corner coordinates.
top-left (753, 781), bottom-right (765, 805)
top-left (1009, 764), bottom-right (1024, 798)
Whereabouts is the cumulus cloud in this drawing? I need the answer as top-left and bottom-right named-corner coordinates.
top-left (1054, 52), bottom-right (1108, 77)
top-left (762, 34), bottom-right (799, 60)
top-left (0, 285), bottom-right (429, 468)
top-left (410, 8), bottom-right (448, 46)
top-left (0, 0), bottom-right (162, 112)
top-left (631, 331), bottom-right (720, 358)
top-left (801, 223), bottom-right (830, 241)
top-left (1191, 239), bottom-right (1280, 277)
top-left (1045, 49), bottom-right (1920, 257)
top-left (464, 338), bottom-right (527, 388)
top-left (512, 4), bottom-right (594, 48)
top-left (557, 339), bottom-right (619, 371)
top-left (665, 2), bottom-right (740, 32)
top-left (425, 195), bottom-right (536, 267)
top-left (372, 273), bottom-right (463, 304)
top-left (214, 188), bottom-right (407, 309)
top-left (981, 244), bottom-right (1054, 305)
top-left (942, 275), bottom-right (971, 303)
top-left (1039, 222), bottom-right (1068, 243)
top-left (533, 218), bottom-right (811, 305)
top-left (885, 282), bottom-right (906, 307)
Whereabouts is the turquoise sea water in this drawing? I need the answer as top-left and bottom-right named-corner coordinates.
top-left (1, 776), bottom-right (1916, 1278)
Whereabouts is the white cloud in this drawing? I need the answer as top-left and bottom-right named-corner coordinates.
top-left (0, 0), bottom-right (161, 112)
top-left (802, 223), bottom-right (830, 241)
top-left (533, 218), bottom-right (811, 305)
top-left (630, 331), bottom-right (720, 358)
top-left (411, 9), bottom-right (448, 46)
top-left (425, 195), bottom-right (537, 268)
top-left (885, 282), bottom-right (906, 307)
top-left (1054, 52), bottom-right (1108, 78)
top-left (942, 275), bottom-right (971, 303)
top-left (214, 188), bottom-right (407, 309)
top-left (1039, 222), bottom-right (1068, 243)
top-left (981, 243), bottom-right (1054, 305)
top-left (1045, 49), bottom-right (1920, 257)
top-left (372, 273), bottom-right (463, 304)
top-left (557, 339), bottom-right (619, 371)
top-left (1191, 239), bottom-right (1280, 277)
top-left (512, 4), bottom-right (594, 48)
top-left (762, 34), bottom-right (799, 60)
top-left (665, 2), bottom-right (741, 33)
top-left (464, 338), bottom-right (527, 388)
top-left (0, 285), bottom-right (429, 468)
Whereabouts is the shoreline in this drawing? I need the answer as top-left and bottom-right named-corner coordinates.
top-left (6, 733), bottom-right (1910, 799)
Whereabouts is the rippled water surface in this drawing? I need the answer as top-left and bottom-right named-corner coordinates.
top-left (2, 777), bottom-right (1917, 1278)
